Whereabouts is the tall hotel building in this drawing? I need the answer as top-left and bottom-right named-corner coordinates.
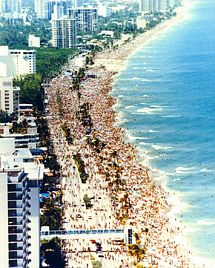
top-left (0, 77), bottom-right (20, 114)
top-left (69, 7), bottom-right (98, 33)
top-left (139, 0), bottom-right (169, 14)
top-left (0, 46), bottom-right (36, 77)
top-left (0, 138), bottom-right (44, 268)
top-left (51, 17), bottom-right (76, 48)
top-left (0, 46), bottom-right (36, 114)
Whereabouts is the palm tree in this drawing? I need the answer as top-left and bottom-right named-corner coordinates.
top-left (128, 244), bottom-right (146, 262)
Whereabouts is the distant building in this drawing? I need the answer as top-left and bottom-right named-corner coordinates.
top-left (51, 17), bottom-right (76, 48)
top-left (0, 46), bottom-right (36, 77)
top-left (136, 16), bottom-right (147, 29)
top-left (97, 3), bottom-right (112, 18)
top-left (0, 138), bottom-right (44, 268)
top-left (69, 7), bottom-right (98, 33)
top-left (28, 34), bottom-right (41, 48)
top-left (0, 77), bottom-right (20, 114)
top-left (18, 103), bottom-right (33, 116)
top-left (139, 0), bottom-right (170, 14)
top-left (34, 0), bottom-right (46, 18)
top-left (0, 0), bottom-right (23, 18)
top-left (46, 0), bottom-right (68, 20)
top-left (71, 0), bottom-right (83, 8)
top-left (0, 122), bottom-right (39, 149)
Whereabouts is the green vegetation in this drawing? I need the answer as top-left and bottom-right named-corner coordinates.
top-left (13, 48), bottom-right (78, 111)
top-left (92, 260), bottom-right (102, 268)
top-left (36, 48), bottom-right (78, 79)
top-left (61, 123), bottom-right (73, 144)
top-left (0, 18), bottom-right (51, 47)
top-left (14, 73), bottom-right (43, 110)
top-left (40, 237), bottom-right (66, 268)
top-left (83, 194), bottom-right (92, 209)
top-left (0, 110), bottom-right (13, 123)
top-left (128, 243), bottom-right (146, 263)
top-left (40, 196), bottom-right (64, 230)
top-left (73, 153), bottom-right (89, 183)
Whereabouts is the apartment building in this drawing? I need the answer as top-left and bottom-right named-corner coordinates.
top-left (0, 138), bottom-right (44, 268)
top-left (0, 0), bottom-right (22, 17)
top-left (0, 77), bottom-right (20, 114)
top-left (51, 17), bottom-right (76, 48)
top-left (0, 46), bottom-right (36, 77)
top-left (139, 0), bottom-right (180, 14)
top-left (28, 35), bottom-right (41, 48)
top-left (69, 7), bottom-right (98, 33)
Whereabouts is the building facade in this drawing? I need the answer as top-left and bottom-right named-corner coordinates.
top-left (28, 35), bottom-right (41, 48)
top-left (51, 17), bottom-right (76, 48)
top-left (0, 0), bottom-right (22, 17)
top-left (0, 138), bottom-right (44, 268)
top-left (0, 77), bottom-right (20, 114)
top-left (139, 0), bottom-right (170, 14)
top-left (69, 7), bottom-right (98, 33)
top-left (0, 46), bottom-right (36, 77)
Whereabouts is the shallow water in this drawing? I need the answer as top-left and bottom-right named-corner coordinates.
top-left (113, 0), bottom-right (215, 264)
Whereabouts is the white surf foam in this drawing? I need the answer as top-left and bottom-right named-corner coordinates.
top-left (152, 144), bottom-right (173, 150)
top-left (137, 107), bottom-right (163, 114)
top-left (197, 220), bottom-right (215, 226)
top-left (174, 166), bottom-right (197, 174)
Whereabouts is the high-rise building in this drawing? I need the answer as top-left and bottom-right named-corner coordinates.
top-left (0, 138), bottom-right (44, 268)
top-left (159, 0), bottom-right (168, 13)
top-left (46, 0), bottom-right (68, 20)
top-left (0, 0), bottom-right (23, 16)
top-left (139, 0), bottom-right (169, 14)
top-left (71, 0), bottom-right (83, 8)
top-left (69, 7), bottom-right (98, 33)
top-left (0, 46), bottom-right (36, 77)
top-left (34, 0), bottom-right (46, 18)
top-left (0, 77), bottom-right (20, 114)
top-left (51, 17), bottom-right (76, 48)
top-left (139, 0), bottom-right (153, 14)
top-left (28, 34), bottom-right (41, 48)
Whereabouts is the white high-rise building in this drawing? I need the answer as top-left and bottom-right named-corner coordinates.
top-left (34, 0), bottom-right (46, 18)
top-left (0, 46), bottom-right (36, 77)
top-left (69, 7), bottom-right (98, 33)
top-left (0, 77), bottom-right (20, 114)
top-left (159, 0), bottom-right (168, 12)
top-left (0, 138), bottom-right (44, 268)
top-left (28, 34), bottom-right (41, 48)
top-left (139, 0), bottom-right (169, 14)
top-left (71, 0), bottom-right (83, 8)
top-left (51, 17), bottom-right (76, 48)
top-left (0, 0), bottom-right (22, 16)
top-left (139, 0), bottom-right (153, 14)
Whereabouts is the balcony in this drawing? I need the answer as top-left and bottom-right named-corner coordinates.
top-left (9, 226), bottom-right (23, 234)
top-left (9, 243), bottom-right (23, 251)
top-left (8, 217), bottom-right (22, 226)
top-left (8, 210), bottom-right (22, 217)
top-left (8, 193), bottom-right (22, 201)
top-left (9, 235), bottom-right (23, 243)
top-left (8, 184), bottom-right (22, 192)
top-left (8, 201), bottom-right (22, 209)
top-left (9, 251), bottom-right (23, 259)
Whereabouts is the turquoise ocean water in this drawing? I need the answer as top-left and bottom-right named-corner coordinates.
top-left (113, 0), bottom-right (215, 265)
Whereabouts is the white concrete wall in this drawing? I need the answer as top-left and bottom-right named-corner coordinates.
top-left (28, 186), bottom-right (40, 268)
top-left (0, 173), bottom-right (9, 268)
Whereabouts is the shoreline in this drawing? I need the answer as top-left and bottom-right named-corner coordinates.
top-left (96, 3), bottom-right (210, 268)
top-left (95, 5), bottom-right (186, 73)
top-left (44, 4), bottom-right (202, 267)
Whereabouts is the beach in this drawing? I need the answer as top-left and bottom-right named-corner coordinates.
top-left (44, 6), bottom-right (200, 268)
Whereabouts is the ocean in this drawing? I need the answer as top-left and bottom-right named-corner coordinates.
top-left (112, 0), bottom-right (215, 266)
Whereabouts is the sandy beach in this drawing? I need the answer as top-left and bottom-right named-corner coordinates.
top-left (44, 6), bottom-right (200, 268)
